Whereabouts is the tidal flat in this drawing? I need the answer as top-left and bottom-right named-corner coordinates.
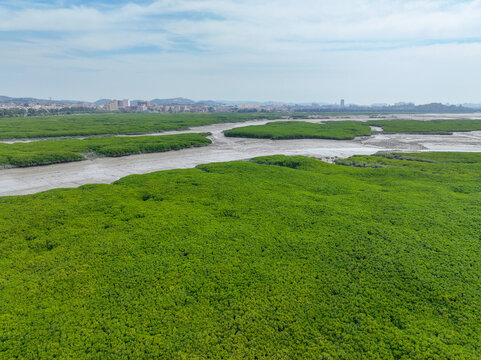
top-left (2, 116), bottom-right (481, 196)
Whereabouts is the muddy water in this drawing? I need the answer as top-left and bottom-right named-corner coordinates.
top-left (358, 131), bottom-right (481, 152)
top-left (3, 113), bottom-right (481, 144)
top-left (0, 118), bottom-right (319, 144)
top-left (2, 116), bottom-right (481, 196)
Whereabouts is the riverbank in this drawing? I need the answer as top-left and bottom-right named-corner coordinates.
top-left (2, 124), bottom-right (481, 196)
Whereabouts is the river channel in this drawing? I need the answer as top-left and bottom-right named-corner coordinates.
top-left (2, 115), bottom-right (481, 196)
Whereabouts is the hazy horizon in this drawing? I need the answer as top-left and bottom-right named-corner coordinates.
top-left (3, 94), bottom-right (477, 107)
top-left (2, 0), bottom-right (481, 104)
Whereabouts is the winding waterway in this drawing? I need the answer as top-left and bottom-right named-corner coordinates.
top-left (2, 115), bottom-right (481, 196)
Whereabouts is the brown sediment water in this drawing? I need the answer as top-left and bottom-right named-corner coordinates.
top-left (3, 113), bottom-right (481, 144)
top-left (1, 114), bottom-right (481, 196)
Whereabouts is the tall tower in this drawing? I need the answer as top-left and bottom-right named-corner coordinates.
top-left (340, 99), bottom-right (345, 108)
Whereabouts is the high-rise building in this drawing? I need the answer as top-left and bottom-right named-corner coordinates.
top-left (105, 100), bottom-right (119, 111)
top-left (340, 99), bottom-right (345, 108)
top-left (118, 99), bottom-right (130, 108)
top-left (237, 104), bottom-right (261, 110)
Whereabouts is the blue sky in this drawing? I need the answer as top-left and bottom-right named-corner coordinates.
top-left (1, 0), bottom-right (481, 103)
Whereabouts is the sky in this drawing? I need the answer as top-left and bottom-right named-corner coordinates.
top-left (1, 0), bottom-right (481, 104)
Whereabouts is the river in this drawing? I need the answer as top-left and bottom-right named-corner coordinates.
top-left (2, 115), bottom-right (481, 196)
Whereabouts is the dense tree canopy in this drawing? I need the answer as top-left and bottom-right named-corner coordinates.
top-left (1, 154), bottom-right (481, 358)
top-left (224, 121), bottom-right (371, 140)
top-left (0, 113), bottom-right (281, 139)
top-left (0, 133), bottom-right (211, 168)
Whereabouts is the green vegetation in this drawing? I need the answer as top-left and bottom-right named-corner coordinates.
top-left (368, 119), bottom-right (481, 134)
top-left (0, 133), bottom-right (211, 168)
top-left (335, 151), bottom-right (481, 169)
top-left (224, 121), bottom-right (371, 139)
top-left (2, 153), bottom-right (481, 358)
top-left (4, 116), bottom-right (481, 141)
top-left (0, 113), bottom-right (282, 139)
top-left (0, 107), bottom-right (108, 118)
top-left (376, 151), bottom-right (481, 163)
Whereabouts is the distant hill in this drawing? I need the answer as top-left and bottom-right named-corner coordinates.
top-left (94, 99), bottom-right (111, 105)
top-left (407, 103), bottom-right (474, 113)
top-left (0, 96), bottom-right (80, 105)
top-left (2, 95), bottom-right (480, 113)
top-left (150, 98), bottom-right (196, 105)
top-left (291, 102), bottom-right (477, 114)
top-left (0, 96), bottom-right (13, 102)
top-left (219, 100), bottom-right (329, 106)
top-left (462, 103), bottom-right (481, 109)
top-left (195, 100), bottom-right (223, 106)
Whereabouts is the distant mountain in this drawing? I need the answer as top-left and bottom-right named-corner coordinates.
top-left (0, 96), bottom-right (13, 102)
top-left (94, 99), bottom-right (112, 105)
top-left (0, 95), bottom-right (80, 105)
top-left (150, 97), bottom-right (196, 105)
top-left (219, 100), bottom-right (330, 106)
top-left (195, 100), bottom-right (223, 106)
top-left (2, 95), bottom-right (480, 113)
top-left (462, 103), bottom-right (481, 109)
top-left (412, 103), bottom-right (470, 113)
top-left (220, 100), bottom-right (266, 105)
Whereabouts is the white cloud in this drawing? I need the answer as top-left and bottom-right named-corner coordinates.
top-left (2, 0), bottom-right (481, 102)
top-left (3, 1), bottom-right (481, 47)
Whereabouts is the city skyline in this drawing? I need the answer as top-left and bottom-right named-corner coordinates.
top-left (1, 94), bottom-right (473, 107)
top-left (2, 0), bottom-right (481, 103)
top-left (3, 94), bottom-right (479, 118)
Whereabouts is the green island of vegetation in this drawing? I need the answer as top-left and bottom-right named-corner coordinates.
top-left (0, 113), bottom-right (282, 139)
top-left (224, 121), bottom-right (372, 140)
top-left (0, 133), bottom-right (211, 168)
top-left (368, 119), bottom-right (481, 134)
top-left (1, 153), bottom-right (481, 358)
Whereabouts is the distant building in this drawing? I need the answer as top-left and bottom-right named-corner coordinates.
top-left (118, 99), bottom-right (130, 109)
top-left (105, 100), bottom-right (119, 111)
top-left (340, 99), bottom-right (345, 108)
top-left (137, 100), bottom-right (150, 106)
top-left (237, 104), bottom-right (260, 110)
